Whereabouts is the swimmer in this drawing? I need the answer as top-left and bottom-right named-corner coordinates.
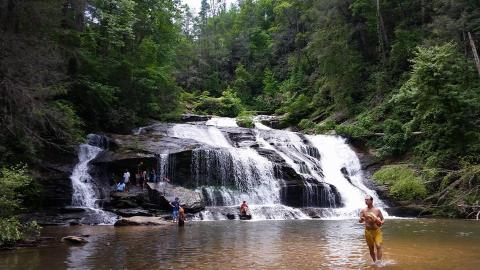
top-left (359, 195), bottom-right (385, 263)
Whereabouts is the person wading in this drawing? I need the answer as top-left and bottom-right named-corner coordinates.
top-left (170, 197), bottom-right (180, 223)
top-left (359, 195), bottom-right (385, 264)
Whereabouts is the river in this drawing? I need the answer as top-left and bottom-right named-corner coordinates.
top-left (1, 219), bottom-right (479, 269)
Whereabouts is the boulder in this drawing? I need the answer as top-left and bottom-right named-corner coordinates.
top-left (114, 216), bottom-right (172, 226)
top-left (108, 188), bottom-right (150, 209)
top-left (147, 183), bottom-right (205, 213)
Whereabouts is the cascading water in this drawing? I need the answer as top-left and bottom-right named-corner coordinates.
top-left (70, 135), bottom-right (117, 224)
top-left (163, 117), bottom-right (386, 220)
top-left (168, 122), bottom-right (308, 220)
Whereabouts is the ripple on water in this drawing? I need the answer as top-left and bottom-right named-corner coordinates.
top-left (1, 219), bottom-right (480, 270)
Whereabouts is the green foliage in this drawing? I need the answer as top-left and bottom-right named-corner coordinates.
top-left (0, 217), bottom-right (22, 247)
top-left (283, 94), bottom-right (312, 125)
top-left (0, 218), bottom-right (41, 247)
top-left (391, 42), bottom-right (480, 167)
top-left (0, 165), bottom-right (34, 217)
top-left (232, 64), bottom-right (253, 104)
top-left (0, 165), bottom-right (40, 247)
top-left (190, 89), bottom-right (244, 117)
top-left (335, 124), bottom-right (370, 138)
top-left (373, 165), bottom-right (427, 201)
top-left (379, 119), bottom-right (408, 157)
top-left (236, 111), bottom-right (255, 128)
top-left (298, 119), bottom-right (315, 130)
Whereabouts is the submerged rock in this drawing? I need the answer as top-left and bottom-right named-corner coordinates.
top-left (61, 236), bottom-right (88, 244)
top-left (114, 216), bottom-right (172, 226)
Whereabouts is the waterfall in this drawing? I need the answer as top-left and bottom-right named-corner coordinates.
top-left (169, 119), bottom-right (308, 220)
top-left (70, 135), bottom-right (117, 224)
top-left (166, 117), bottom-right (386, 220)
top-left (71, 144), bottom-right (102, 208)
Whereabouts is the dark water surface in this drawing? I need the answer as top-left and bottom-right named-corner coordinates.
top-left (1, 219), bottom-right (479, 269)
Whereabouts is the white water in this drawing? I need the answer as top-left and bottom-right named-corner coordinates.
top-left (307, 136), bottom-right (386, 212)
top-left (70, 143), bottom-right (117, 224)
top-left (206, 117), bottom-right (239, 127)
top-left (166, 117), bottom-right (386, 220)
top-left (169, 121), bottom-right (309, 220)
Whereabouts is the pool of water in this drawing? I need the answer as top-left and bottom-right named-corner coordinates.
top-left (1, 219), bottom-right (479, 269)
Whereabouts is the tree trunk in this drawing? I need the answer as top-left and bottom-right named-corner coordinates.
top-left (376, 0), bottom-right (388, 64)
top-left (468, 32), bottom-right (480, 77)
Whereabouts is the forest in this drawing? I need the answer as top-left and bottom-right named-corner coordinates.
top-left (1, 0), bottom-right (480, 244)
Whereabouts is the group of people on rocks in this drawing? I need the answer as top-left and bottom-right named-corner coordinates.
top-left (112, 166), bottom-right (184, 225)
top-left (114, 167), bottom-right (170, 192)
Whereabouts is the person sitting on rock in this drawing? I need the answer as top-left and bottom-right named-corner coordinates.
top-left (116, 182), bottom-right (126, 192)
top-left (240, 201), bottom-right (249, 215)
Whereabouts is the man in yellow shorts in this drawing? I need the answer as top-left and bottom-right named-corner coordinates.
top-left (359, 195), bottom-right (385, 263)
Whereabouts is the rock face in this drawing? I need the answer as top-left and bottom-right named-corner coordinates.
top-left (147, 183), bottom-right (205, 213)
top-left (37, 157), bottom-right (76, 208)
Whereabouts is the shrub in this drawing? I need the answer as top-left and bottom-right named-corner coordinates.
top-left (298, 119), bottom-right (315, 130)
top-left (0, 165), bottom-right (41, 247)
top-left (0, 217), bottom-right (22, 247)
top-left (236, 112), bottom-right (255, 128)
top-left (335, 124), bottom-right (370, 138)
top-left (0, 218), bottom-right (41, 247)
top-left (194, 89), bottom-right (244, 117)
top-left (0, 165), bottom-right (33, 217)
top-left (314, 120), bottom-right (336, 134)
top-left (373, 165), bottom-right (427, 200)
top-left (283, 94), bottom-right (311, 124)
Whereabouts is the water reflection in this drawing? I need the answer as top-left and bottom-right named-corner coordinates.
top-left (1, 219), bottom-right (480, 270)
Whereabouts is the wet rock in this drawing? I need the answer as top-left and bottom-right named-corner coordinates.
top-left (225, 128), bottom-right (258, 148)
top-left (68, 220), bottom-right (81, 226)
top-left (226, 213), bottom-right (235, 220)
top-left (59, 207), bottom-right (86, 214)
top-left (181, 114), bottom-right (211, 122)
top-left (280, 181), bottom-right (342, 208)
top-left (36, 159), bottom-right (76, 208)
top-left (112, 208), bottom-right (152, 217)
top-left (61, 236), bottom-right (88, 244)
top-left (114, 216), bottom-right (172, 226)
top-left (147, 183), bottom-right (205, 213)
top-left (385, 205), bottom-right (431, 217)
top-left (254, 115), bottom-right (285, 129)
top-left (109, 189), bottom-right (149, 209)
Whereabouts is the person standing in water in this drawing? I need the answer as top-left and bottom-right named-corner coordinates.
top-left (359, 195), bottom-right (385, 263)
top-left (170, 197), bottom-right (180, 222)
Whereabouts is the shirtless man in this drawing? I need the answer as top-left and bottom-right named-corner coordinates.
top-left (359, 195), bottom-right (385, 263)
top-left (240, 201), bottom-right (249, 215)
